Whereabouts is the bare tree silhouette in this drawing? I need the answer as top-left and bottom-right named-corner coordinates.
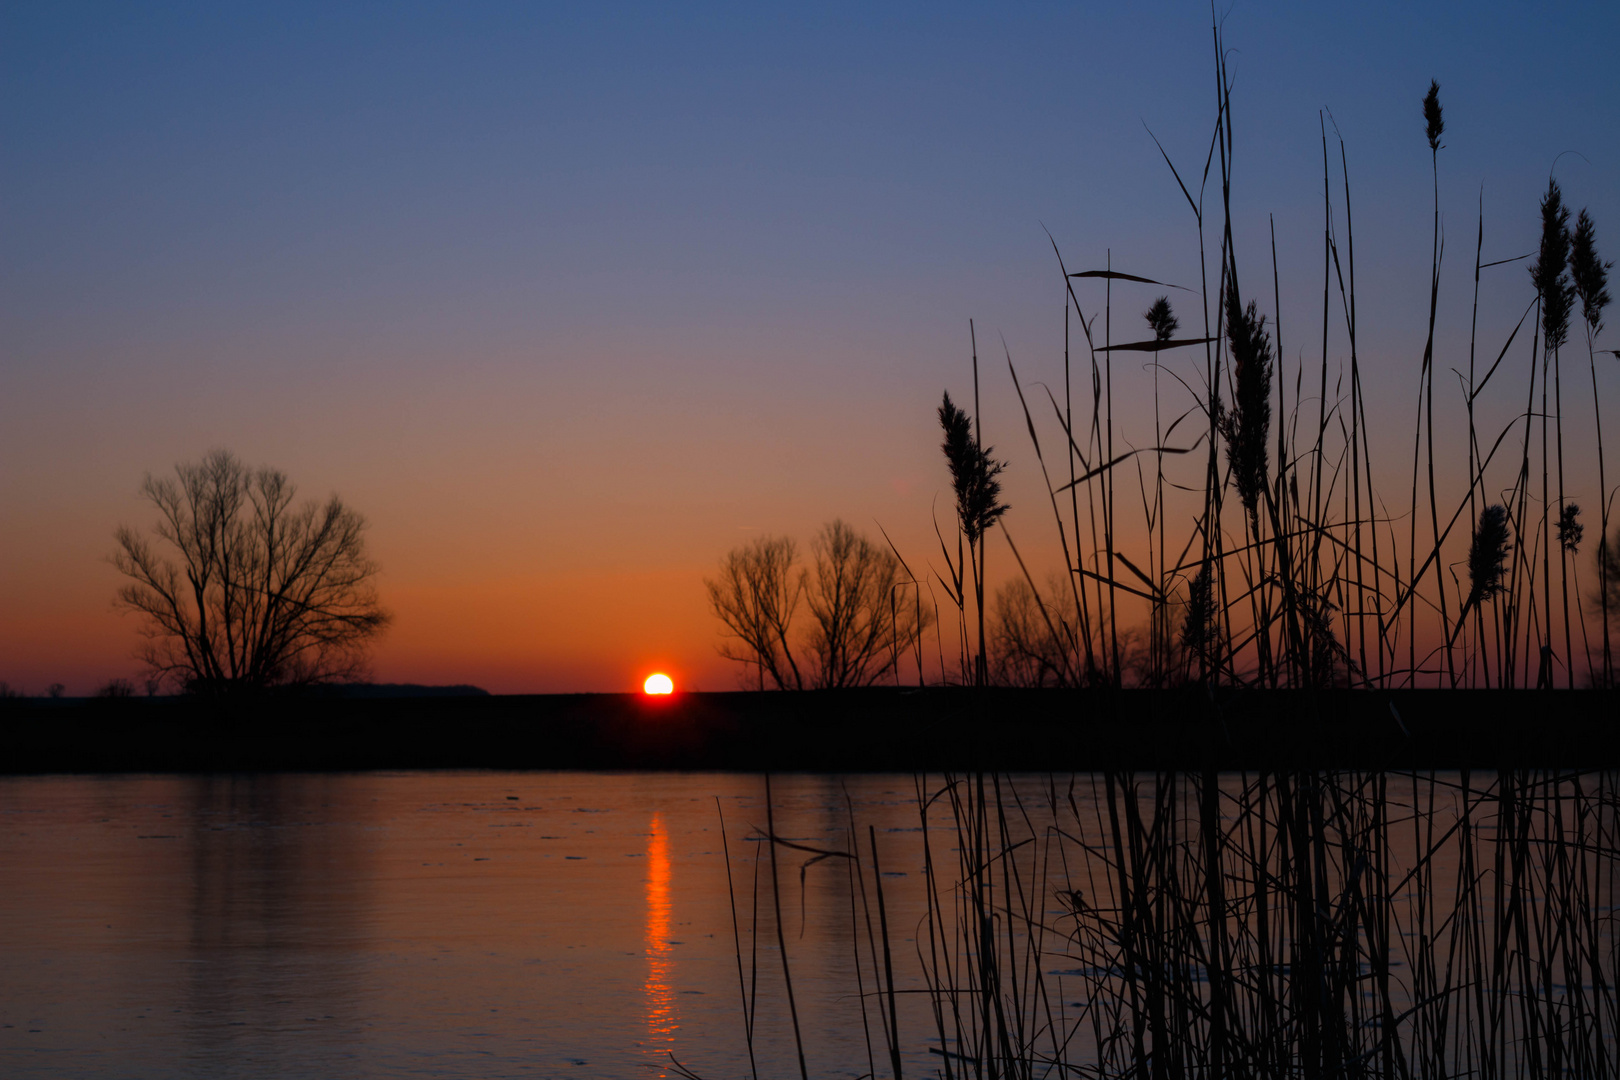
top-left (705, 535), bottom-right (805, 690)
top-left (706, 521), bottom-right (931, 688)
top-left (111, 450), bottom-right (391, 695)
top-left (803, 520), bottom-right (930, 688)
top-left (990, 576), bottom-right (1076, 687)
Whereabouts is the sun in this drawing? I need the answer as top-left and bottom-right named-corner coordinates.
top-left (643, 673), bottom-right (674, 695)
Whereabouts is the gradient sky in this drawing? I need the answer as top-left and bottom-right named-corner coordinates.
top-left (3, 1), bottom-right (1617, 693)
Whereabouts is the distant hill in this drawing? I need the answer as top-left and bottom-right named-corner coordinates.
top-left (323, 683), bottom-right (491, 699)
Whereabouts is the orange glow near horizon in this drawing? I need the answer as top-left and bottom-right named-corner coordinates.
top-left (643, 673), bottom-right (674, 695)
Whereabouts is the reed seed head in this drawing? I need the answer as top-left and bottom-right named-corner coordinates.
top-left (938, 390), bottom-right (1009, 544)
top-left (1468, 504), bottom-right (1512, 601)
top-left (1558, 503), bottom-right (1583, 554)
top-left (1301, 592), bottom-right (1340, 687)
top-left (1219, 280), bottom-right (1274, 518)
top-left (1570, 208), bottom-right (1612, 338)
top-left (1602, 527), bottom-right (1620, 618)
top-left (1423, 80), bottom-right (1444, 152)
top-left (1532, 179), bottom-right (1574, 352)
top-left (1144, 296), bottom-right (1178, 344)
top-left (1180, 563), bottom-right (1216, 655)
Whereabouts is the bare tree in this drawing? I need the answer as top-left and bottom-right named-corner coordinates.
top-left (111, 450), bottom-right (391, 695)
top-left (990, 576), bottom-right (1076, 687)
top-left (706, 521), bottom-right (931, 688)
top-left (705, 535), bottom-right (805, 690)
top-left (803, 520), bottom-right (930, 688)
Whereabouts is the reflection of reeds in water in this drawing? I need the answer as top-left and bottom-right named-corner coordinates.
top-left (722, 771), bottom-right (1620, 1079)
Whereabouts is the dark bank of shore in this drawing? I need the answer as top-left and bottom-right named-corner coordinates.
top-left (1, 688), bottom-right (1617, 774)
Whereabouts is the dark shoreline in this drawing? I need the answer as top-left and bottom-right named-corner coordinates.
top-left (2, 688), bottom-right (1616, 774)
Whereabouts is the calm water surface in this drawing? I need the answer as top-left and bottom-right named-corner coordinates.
top-left (7, 770), bottom-right (1594, 1079)
top-left (0, 772), bottom-right (942, 1079)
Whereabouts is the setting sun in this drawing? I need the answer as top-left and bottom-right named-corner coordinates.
top-left (643, 673), bottom-right (674, 695)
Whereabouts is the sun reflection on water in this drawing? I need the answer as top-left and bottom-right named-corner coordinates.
top-left (643, 811), bottom-right (677, 1072)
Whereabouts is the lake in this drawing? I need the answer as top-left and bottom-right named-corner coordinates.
top-left (1, 772), bottom-right (949, 1079)
top-left (3, 770), bottom-right (1615, 1078)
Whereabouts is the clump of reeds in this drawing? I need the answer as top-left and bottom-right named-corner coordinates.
top-left (695, 18), bottom-right (1614, 690)
top-left (715, 768), bottom-right (1620, 1080)
top-left (943, 27), bottom-right (1620, 691)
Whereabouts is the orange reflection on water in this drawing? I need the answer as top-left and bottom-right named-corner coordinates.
top-left (643, 811), bottom-right (677, 1068)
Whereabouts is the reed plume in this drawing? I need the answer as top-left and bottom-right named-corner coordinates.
top-left (1218, 277), bottom-right (1274, 522)
top-left (1558, 503), bottom-right (1584, 553)
top-left (1145, 296), bottom-right (1178, 343)
top-left (1467, 504), bottom-right (1511, 605)
top-left (1180, 562), bottom-right (1218, 680)
top-left (1532, 180), bottom-right (1574, 352)
top-left (939, 390), bottom-right (1009, 684)
top-left (1571, 209), bottom-right (1612, 335)
top-left (1422, 79), bottom-right (1444, 151)
top-left (939, 391), bottom-right (1009, 541)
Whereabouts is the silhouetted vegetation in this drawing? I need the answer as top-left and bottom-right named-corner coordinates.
top-left (918, 34), bottom-right (1620, 691)
top-left (723, 768), bottom-right (1620, 1080)
top-left (937, 386), bottom-right (1010, 686)
top-left (706, 520), bottom-right (932, 689)
top-left (711, 46), bottom-right (1616, 691)
top-left (111, 450), bottom-right (391, 697)
top-left (989, 575), bottom-right (1079, 687)
top-left (686, 34), bottom-right (1620, 1079)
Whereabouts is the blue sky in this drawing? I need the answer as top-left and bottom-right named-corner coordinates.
top-left (3, 1), bottom-right (1617, 691)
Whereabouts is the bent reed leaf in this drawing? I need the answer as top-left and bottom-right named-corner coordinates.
top-left (1068, 269), bottom-right (1191, 290)
top-left (1097, 335), bottom-right (1217, 353)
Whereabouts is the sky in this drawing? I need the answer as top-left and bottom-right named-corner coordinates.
top-left (3, 1), bottom-right (1617, 694)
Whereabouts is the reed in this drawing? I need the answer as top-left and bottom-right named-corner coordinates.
top-left (924, 20), bottom-right (1620, 691)
top-left (1570, 210), bottom-right (1615, 685)
top-left (694, 37), bottom-right (1618, 1076)
top-left (938, 384), bottom-right (1011, 686)
top-left (710, 768), bottom-right (1620, 1080)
